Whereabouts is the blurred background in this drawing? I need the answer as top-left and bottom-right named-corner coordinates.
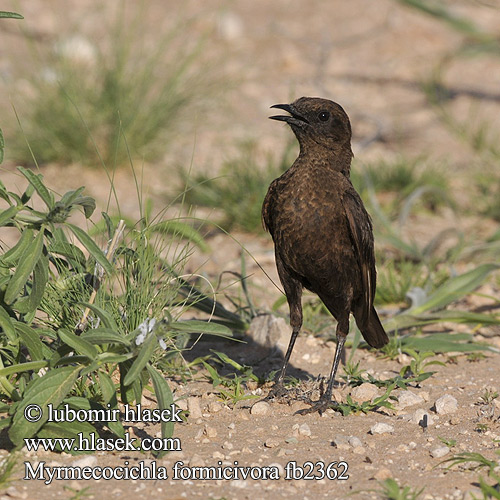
top-left (1, 0), bottom-right (500, 333)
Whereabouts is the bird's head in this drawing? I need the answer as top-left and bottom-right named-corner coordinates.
top-left (269, 97), bottom-right (352, 154)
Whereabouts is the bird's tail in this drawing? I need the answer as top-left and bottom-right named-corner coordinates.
top-left (356, 306), bottom-right (389, 348)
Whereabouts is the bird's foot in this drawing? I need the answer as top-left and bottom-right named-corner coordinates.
top-left (294, 397), bottom-right (337, 415)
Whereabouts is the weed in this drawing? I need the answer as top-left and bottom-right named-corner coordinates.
top-left (438, 436), bottom-right (457, 448)
top-left (183, 140), bottom-right (296, 232)
top-left (337, 384), bottom-right (396, 416)
top-left (8, 5), bottom-right (211, 166)
top-left (0, 452), bottom-right (17, 490)
top-left (373, 478), bottom-right (424, 500)
top-left (479, 389), bottom-right (499, 406)
top-left (441, 451), bottom-right (500, 499)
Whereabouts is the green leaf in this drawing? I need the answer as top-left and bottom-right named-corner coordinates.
top-left (401, 334), bottom-right (492, 353)
top-left (76, 302), bottom-right (119, 331)
top-left (146, 364), bottom-right (175, 457)
top-left (9, 365), bottom-right (81, 446)
top-left (17, 167), bottom-right (54, 209)
top-left (168, 320), bottom-right (234, 338)
top-left (0, 306), bottom-right (17, 342)
top-left (4, 228), bottom-right (44, 305)
top-left (74, 196), bottom-right (96, 219)
top-left (0, 11), bottom-right (23, 19)
top-left (48, 241), bottom-right (87, 270)
top-left (1, 228), bottom-right (34, 266)
top-left (81, 328), bottom-right (130, 346)
top-left (29, 254), bottom-right (48, 311)
top-left (0, 360), bottom-right (48, 378)
top-left (409, 264), bottom-right (500, 315)
top-left (58, 328), bottom-right (98, 359)
top-left (0, 205), bottom-right (18, 227)
top-left (14, 322), bottom-right (45, 362)
top-left (123, 333), bottom-right (156, 387)
top-left (67, 224), bottom-right (113, 275)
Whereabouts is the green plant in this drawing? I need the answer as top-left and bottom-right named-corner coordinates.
top-left (8, 5), bottom-right (210, 166)
top-left (373, 478), bottom-right (424, 500)
top-left (337, 384), bottom-right (396, 416)
top-left (183, 140), bottom-right (296, 232)
top-left (438, 436), bottom-right (457, 448)
top-left (442, 451), bottom-right (500, 499)
top-left (0, 452), bottom-right (18, 490)
top-left (399, 348), bottom-right (445, 380)
top-left (201, 351), bottom-right (260, 407)
top-left (0, 169), bottom-right (239, 456)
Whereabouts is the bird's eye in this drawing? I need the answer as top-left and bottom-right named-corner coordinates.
top-left (318, 111), bottom-right (330, 122)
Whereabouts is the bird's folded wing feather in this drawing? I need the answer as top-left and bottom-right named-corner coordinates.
top-left (341, 189), bottom-right (376, 325)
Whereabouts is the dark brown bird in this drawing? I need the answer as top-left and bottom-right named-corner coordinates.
top-left (262, 97), bottom-right (389, 413)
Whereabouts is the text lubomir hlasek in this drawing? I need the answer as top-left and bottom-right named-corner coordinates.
top-left (45, 403), bottom-right (182, 423)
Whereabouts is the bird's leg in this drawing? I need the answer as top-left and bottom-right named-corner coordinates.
top-left (265, 256), bottom-right (303, 403)
top-left (296, 318), bottom-right (348, 415)
top-left (265, 326), bottom-right (300, 400)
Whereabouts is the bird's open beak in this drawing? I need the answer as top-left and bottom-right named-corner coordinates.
top-left (269, 104), bottom-right (309, 125)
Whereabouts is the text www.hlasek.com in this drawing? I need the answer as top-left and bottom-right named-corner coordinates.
top-left (24, 432), bottom-right (181, 453)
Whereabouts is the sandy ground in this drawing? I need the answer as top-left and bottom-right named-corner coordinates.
top-left (1, 1), bottom-right (500, 499)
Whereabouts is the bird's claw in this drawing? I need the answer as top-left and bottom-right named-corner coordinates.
top-left (260, 383), bottom-right (290, 403)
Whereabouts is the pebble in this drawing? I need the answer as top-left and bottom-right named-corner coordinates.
top-left (348, 436), bottom-right (363, 448)
top-left (72, 456), bottom-right (97, 468)
top-left (430, 446), bottom-right (450, 458)
top-left (332, 435), bottom-right (350, 450)
top-left (204, 425), bottom-right (217, 438)
top-left (187, 397), bottom-right (203, 419)
top-left (298, 423), bottom-right (311, 437)
top-left (410, 409), bottom-right (435, 426)
top-left (250, 401), bottom-right (270, 416)
top-left (434, 394), bottom-right (458, 415)
top-left (208, 401), bottom-right (224, 413)
top-left (223, 441), bottom-right (234, 450)
top-left (374, 468), bottom-right (392, 480)
top-left (5, 487), bottom-right (27, 499)
top-left (350, 383), bottom-right (379, 403)
top-left (285, 437), bottom-right (298, 444)
top-left (370, 423), bottom-right (394, 435)
top-left (397, 390), bottom-right (425, 409)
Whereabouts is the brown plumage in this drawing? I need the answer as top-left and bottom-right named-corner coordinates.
top-left (262, 97), bottom-right (389, 413)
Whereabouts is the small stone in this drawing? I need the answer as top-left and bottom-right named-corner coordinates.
top-left (208, 401), bottom-right (224, 413)
top-left (298, 423), bottom-right (311, 437)
top-left (348, 436), bottom-right (363, 448)
top-left (285, 437), bottom-right (298, 444)
top-left (370, 423), bottom-right (394, 435)
top-left (353, 446), bottom-right (366, 454)
top-left (204, 425), bottom-right (218, 438)
top-left (450, 416), bottom-right (460, 425)
top-left (410, 409), bottom-right (435, 426)
top-left (430, 446), bottom-right (450, 458)
top-left (187, 397), bottom-right (203, 419)
top-left (230, 479), bottom-right (247, 489)
top-left (212, 451), bottom-right (225, 459)
top-left (174, 398), bottom-right (188, 411)
top-left (265, 437), bottom-right (280, 448)
top-left (397, 390), bottom-right (425, 409)
top-left (223, 441), bottom-right (234, 450)
top-left (350, 383), bottom-right (379, 403)
top-left (190, 454), bottom-right (205, 467)
top-left (374, 468), bottom-right (392, 480)
top-left (5, 487), bottom-right (28, 499)
top-left (435, 394), bottom-right (458, 415)
top-left (72, 456), bottom-right (97, 467)
top-left (250, 401), bottom-right (270, 416)
top-left (332, 435), bottom-right (350, 450)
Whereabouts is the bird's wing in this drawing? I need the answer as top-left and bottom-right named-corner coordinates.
top-left (341, 188), bottom-right (376, 325)
top-left (262, 178), bottom-right (278, 235)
